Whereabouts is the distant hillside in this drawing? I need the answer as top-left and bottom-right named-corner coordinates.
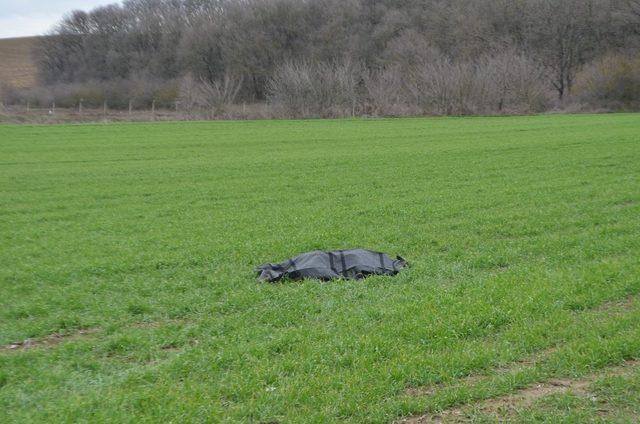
top-left (0, 37), bottom-right (39, 89)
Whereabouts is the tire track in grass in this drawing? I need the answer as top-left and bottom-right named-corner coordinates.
top-left (402, 295), bottom-right (635, 397)
top-left (404, 360), bottom-right (640, 423)
top-left (402, 346), bottom-right (558, 398)
top-left (0, 318), bottom-right (193, 354)
top-left (397, 295), bottom-right (638, 423)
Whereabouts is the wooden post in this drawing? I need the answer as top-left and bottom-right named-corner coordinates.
top-left (151, 99), bottom-right (156, 115)
top-left (175, 101), bottom-right (179, 113)
top-left (79, 99), bottom-right (84, 115)
top-left (128, 100), bottom-right (133, 116)
top-left (103, 100), bottom-right (108, 116)
top-left (52, 102), bottom-right (56, 115)
top-left (26, 102), bottom-right (30, 112)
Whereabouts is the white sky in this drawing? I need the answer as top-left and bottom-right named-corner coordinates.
top-left (0, 1), bottom-right (120, 38)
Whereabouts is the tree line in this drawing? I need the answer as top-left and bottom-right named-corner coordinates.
top-left (3, 0), bottom-right (640, 117)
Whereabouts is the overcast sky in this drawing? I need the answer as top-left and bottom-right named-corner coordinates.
top-left (0, 0), bottom-right (119, 38)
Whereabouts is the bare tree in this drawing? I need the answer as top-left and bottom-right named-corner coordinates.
top-left (23, 0), bottom-right (640, 114)
top-left (407, 56), bottom-right (482, 115)
top-left (622, 0), bottom-right (640, 35)
top-left (381, 30), bottom-right (443, 72)
top-left (528, 0), bottom-right (600, 100)
top-left (477, 50), bottom-right (550, 113)
top-left (179, 73), bottom-right (244, 114)
top-left (627, 0), bottom-right (640, 18)
top-left (267, 61), bottom-right (312, 117)
top-left (364, 66), bottom-right (409, 116)
top-left (267, 60), bottom-right (362, 118)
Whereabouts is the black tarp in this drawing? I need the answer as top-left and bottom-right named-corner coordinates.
top-left (256, 249), bottom-right (407, 282)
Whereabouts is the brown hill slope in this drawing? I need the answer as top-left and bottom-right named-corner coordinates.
top-left (0, 37), bottom-right (39, 89)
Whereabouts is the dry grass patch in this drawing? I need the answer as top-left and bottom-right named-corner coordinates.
top-left (1, 328), bottom-right (99, 352)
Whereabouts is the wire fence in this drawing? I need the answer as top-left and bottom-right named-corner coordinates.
top-left (0, 101), bottom-right (271, 123)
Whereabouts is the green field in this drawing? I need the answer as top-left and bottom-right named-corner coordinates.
top-left (1, 114), bottom-right (640, 423)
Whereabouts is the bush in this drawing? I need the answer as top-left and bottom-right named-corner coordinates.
top-left (475, 51), bottom-right (550, 114)
top-left (574, 54), bottom-right (640, 108)
top-left (179, 73), bottom-right (244, 115)
top-left (364, 66), bottom-right (415, 116)
top-left (267, 60), bottom-right (362, 118)
top-left (0, 83), bottom-right (18, 105)
top-left (1, 78), bottom-right (181, 110)
top-left (405, 51), bottom-right (550, 115)
top-left (406, 56), bottom-right (480, 115)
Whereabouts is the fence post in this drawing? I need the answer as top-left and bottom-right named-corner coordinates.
top-left (175, 101), bottom-right (179, 113)
top-left (103, 100), bottom-right (108, 116)
top-left (129, 100), bottom-right (133, 116)
top-left (52, 101), bottom-right (56, 115)
top-left (26, 102), bottom-right (30, 112)
top-left (79, 98), bottom-right (84, 115)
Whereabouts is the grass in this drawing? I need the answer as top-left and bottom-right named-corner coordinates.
top-left (0, 37), bottom-right (38, 89)
top-left (1, 114), bottom-right (639, 423)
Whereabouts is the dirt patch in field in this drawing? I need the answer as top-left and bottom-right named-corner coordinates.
top-left (402, 360), bottom-right (640, 423)
top-left (476, 377), bottom-right (592, 417)
top-left (595, 294), bottom-right (636, 312)
top-left (0, 328), bottom-right (99, 352)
